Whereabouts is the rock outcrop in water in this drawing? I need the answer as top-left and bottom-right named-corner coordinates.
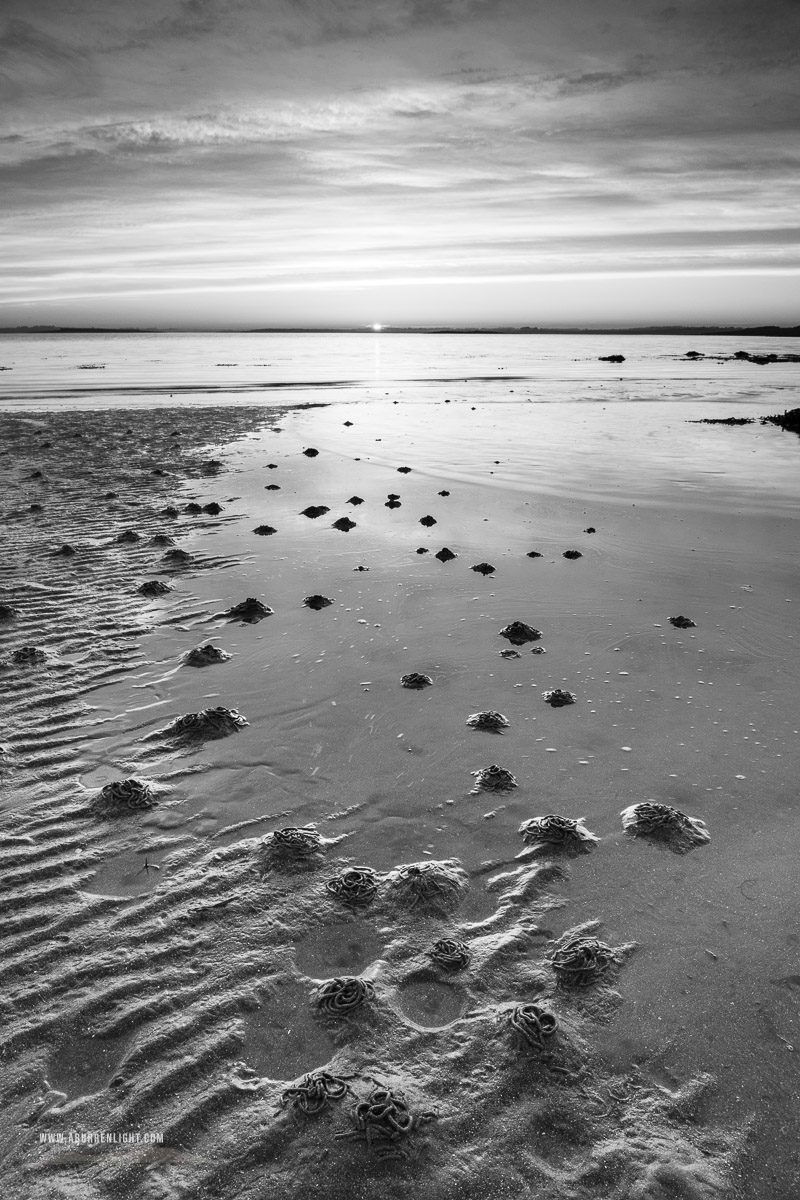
top-left (184, 644), bottom-right (232, 666)
top-left (303, 594), bottom-right (334, 610)
top-left (166, 706), bottom-right (249, 738)
top-left (401, 671), bottom-right (433, 689)
top-left (225, 597), bottom-right (273, 622)
top-left (466, 711), bottom-right (510, 732)
top-left (499, 621), bottom-right (542, 645)
top-left (137, 580), bottom-right (172, 597)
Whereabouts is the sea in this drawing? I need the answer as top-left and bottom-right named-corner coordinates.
top-left (1, 330), bottom-right (799, 515)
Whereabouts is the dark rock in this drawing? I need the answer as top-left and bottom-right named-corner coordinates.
top-left (150, 534), bottom-right (176, 546)
top-left (669, 615), bottom-right (696, 629)
top-left (184, 502), bottom-right (203, 514)
top-left (438, 490), bottom-right (450, 496)
top-left (435, 547), bottom-right (457, 562)
top-left (184, 644), bottom-right (231, 666)
top-left (385, 499), bottom-right (401, 508)
top-left (416, 547), bottom-right (429, 554)
top-left (332, 517), bottom-right (356, 531)
top-left (599, 354), bottom-right (625, 363)
top-left (344, 420), bottom-right (353, 426)
top-left (397, 466), bottom-right (412, 473)
top-left (303, 594), bottom-right (334, 610)
top-left (115, 530), bottom-right (141, 544)
top-left (526, 550), bottom-right (542, 558)
top-left (419, 515), bottom-right (437, 527)
top-left (400, 672), bottom-right (433, 689)
top-left (584, 526), bottom-right (596, 533)
top-left (471, 562), bottom-right (495, 575)
top-left (253, 525), bottom-right (277, 535)
top-left (265, 484), bottom-right (281, 490)
top-left (685, 351), bottom-right (703, 358)
top-left (138, 580), bottom-right (172, 597)
top-left (762, 408), bottom-right (800, 435)
top-left (562, 549), bottom-right (582, 559)
top-left (202, 502), bottom-right (223, 515)
top-left (696, 416), bottom-right (754, 425)
top-left (54, 544), bottom-right (77, 557)
top-left (347, 496), bottom-right (364, 505)
top-left (303, 447), bottom-right (319, 457)
top-left (301, 505), bottom-right (329, 518)
top-left (499, 621), bottom-right (542, 646)
top-left (226, 597), bottom-right (273, 622)
top-left (266, 463), bottom-right (278, 469)
top-left (168, 706), bottom-right (248, 738)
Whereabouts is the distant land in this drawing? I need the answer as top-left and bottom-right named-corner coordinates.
top-left (1, 324), bottom-right (798, 336)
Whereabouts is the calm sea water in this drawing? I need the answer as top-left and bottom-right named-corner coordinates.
top-left (2, 331), bottom-right (799, 514)
top-left (1, 330), bottom-right (798, 407)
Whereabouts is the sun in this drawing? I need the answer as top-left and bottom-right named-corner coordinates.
top-left (371, 323), bottom-right (383, 331)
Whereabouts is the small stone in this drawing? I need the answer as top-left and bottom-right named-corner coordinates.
top-left (226, 597), bottom-right (273, 622)
top-left (401, 672), bottom-right (433, 689)
top-left (253, 525), bottom-right (277, 535)
top-left (332, 517), bottom-right (356, 531)
top-left (669, 615), bottom-right (696, 629)
top-left (301, 505), bottom-right (329, 518)
top-left (203, 502), bottom-right (223, 515)
top-left (303, 594), bottom-right (334, 610)
top-left (466, 711), bottom-right (510, 732)
top-left (562, 550), bottom-right (582, 560)
top-left (419, 515), bottom-right (437, 527)
top-left (303, 447), bottom-right (319, 457)
top-left (542, 688), bottom-right (577, 707)
top-left (138, 580), bottom-right (172, 597)
top-left (471, 562), bottom-right (495, 575)
top-left (184, 644), bottom-right (232, 666)
top-left (435, 547), bottom-right (457, 562)
top-left (500, 621), bottom-right (542, 645)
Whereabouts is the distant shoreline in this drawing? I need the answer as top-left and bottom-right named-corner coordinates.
top-left (1, 324), bottom-right (799, 337)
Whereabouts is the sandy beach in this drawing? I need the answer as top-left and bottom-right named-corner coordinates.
top-left (1, 356), bottom-right (799, 1199)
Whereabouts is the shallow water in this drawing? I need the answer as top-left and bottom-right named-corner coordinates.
top-left (2, 335), bottom-right (799, 1196)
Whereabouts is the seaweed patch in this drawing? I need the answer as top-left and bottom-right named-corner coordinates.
top-left (428, 938), bottom-right (471, 971)
top-left (509, 1002), bottom-right (558, 1051)
top-left (325, 866), bottom-right (379, 906)
top-left (519, 815), bottom-right (599, 853)
top-left (312, 976), bottom-right (375, 1016)
top-left (470, 764), bottom-right (517, 793)
top-left (466, 711), bottom-right (510, 732)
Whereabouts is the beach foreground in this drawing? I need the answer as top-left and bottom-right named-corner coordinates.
top-left (1, 389), bottom-right (798, 1199)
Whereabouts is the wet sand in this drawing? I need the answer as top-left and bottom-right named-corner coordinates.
top-left (1, 393), bottom-right (798, 1199)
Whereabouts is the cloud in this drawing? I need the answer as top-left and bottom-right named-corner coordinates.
top-left (0, 18), bottom-right (97, 103)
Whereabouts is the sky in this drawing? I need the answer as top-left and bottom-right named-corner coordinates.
top-left (1, 0), bottom-right (799, 328)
